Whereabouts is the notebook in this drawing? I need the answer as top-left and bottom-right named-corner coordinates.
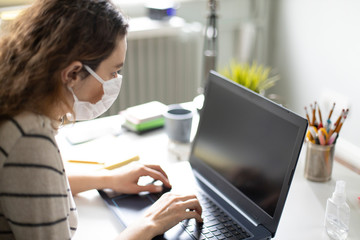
top-left (99, 70), bottom-right (308, 239)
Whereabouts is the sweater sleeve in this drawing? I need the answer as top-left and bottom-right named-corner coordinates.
top-left (0, 120), bottom-right (77, 240)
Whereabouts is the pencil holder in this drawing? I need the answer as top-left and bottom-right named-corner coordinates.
top-left (304, 142), bottom-right (335, 182)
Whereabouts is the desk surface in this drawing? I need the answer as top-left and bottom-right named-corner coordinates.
top-left (55, 115), bottom-right (360, 240)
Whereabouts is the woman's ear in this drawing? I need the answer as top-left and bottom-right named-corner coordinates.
top-left (61, 61), bottom-right (83, 87)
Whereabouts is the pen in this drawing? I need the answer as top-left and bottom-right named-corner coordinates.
top-left (305, 101), bottom-right (349, 146)
top-left (308, 126), bottom-right (318, 141)
top-left (318, 128), bottom-right (328, 142)
top-left (306, 130), bottom-right (315, 143)
top-left (318, 130), bottom-right (326, 146)
top-left (326, 119), bottom-right (331, 133)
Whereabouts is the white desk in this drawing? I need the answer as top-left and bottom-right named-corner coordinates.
top-left (55, 115), bottom-right (360, 240)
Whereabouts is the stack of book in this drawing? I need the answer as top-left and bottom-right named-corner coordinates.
top-left (122, 101), bottom-right (167, 133)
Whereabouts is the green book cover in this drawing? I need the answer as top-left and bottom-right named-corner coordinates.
top-left (124, 117), bottom-right (164, 132)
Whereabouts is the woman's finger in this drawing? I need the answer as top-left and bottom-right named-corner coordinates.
top-left (144, 164), bottom-right (169, 179)
top-left (183, 198), bottom-right (203, 216)
top-left (172, 194), bottom-right (199, 203)
top-left (139, 165), bottom-right (172, 188)
top-left (134, 183), bottom-right (163, 193)
top-left (159, 193), bottom-right (203, 219)
top-left (183, 209), bottom-right (203, 223)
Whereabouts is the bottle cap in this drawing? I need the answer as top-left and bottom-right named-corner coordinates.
top-left (332, 180), bottom-right (346, 204)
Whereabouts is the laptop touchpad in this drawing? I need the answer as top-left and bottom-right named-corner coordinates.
top-left (112, 194), bottom-right (153, 225)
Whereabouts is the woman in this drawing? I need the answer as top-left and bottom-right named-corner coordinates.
top-left (0, 0), bottom-right (202, 239)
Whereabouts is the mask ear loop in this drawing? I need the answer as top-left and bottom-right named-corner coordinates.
top-left (67, 86), bottom-right (79, 101)
top-left (66, 86), bottom-right (78, 122)
top-left (66, 65), bottom-right (94, 102)
top-left (83, 65), bottom-right (105, 84)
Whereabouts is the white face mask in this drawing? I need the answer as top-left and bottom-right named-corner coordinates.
top-left (68, 65), bottom-right (122, 121)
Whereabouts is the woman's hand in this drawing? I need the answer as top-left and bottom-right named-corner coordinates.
top-left (118, 192), bottom-right (203, 240)
top-left (103, 162), bottom-right (172, 194)
top-left (143, 192), bottom-right (203, 236)
top-left (68, 162), bottom-right (170, 196)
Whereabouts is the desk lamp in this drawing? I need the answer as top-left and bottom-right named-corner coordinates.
top-left (199, 0), bottom-right (219, 94)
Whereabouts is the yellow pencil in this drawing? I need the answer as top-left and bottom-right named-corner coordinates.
top-left (328, 109), bottom-right (344, 137)
top-left (100, 155), bottom-right (140, 170)
top-left (327, 102), bottom-right (336, 121)
top-left (67, 160), bottom-right (105, 165)
top-left (316, 102), bottom-right (323, 126)
top-left (311, 103), bottom-right (317, 126)
top-left (304, 107), bottom-right (311, 124)
top-left (335, 109), bottom-right (349, 134)
top-left (67, 155), bottom-right (140, 170)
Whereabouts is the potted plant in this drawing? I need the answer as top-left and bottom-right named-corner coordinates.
top-left (220, 60), bottom-right (279, 94)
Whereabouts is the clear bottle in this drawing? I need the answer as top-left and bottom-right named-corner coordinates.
top-left (324, 180), bottom-right (350, 240)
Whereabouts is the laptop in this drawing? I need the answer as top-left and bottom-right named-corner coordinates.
top-left (99, 71), bottom-right (308, 239)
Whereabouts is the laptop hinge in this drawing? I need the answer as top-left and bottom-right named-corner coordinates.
top-left (193, 170), bottom-right (260, 227)
top-left (259, 224), bottom-right (273, 239)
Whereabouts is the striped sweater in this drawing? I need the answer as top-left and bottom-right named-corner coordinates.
top-left (0, 112), bottom-right (78, 240)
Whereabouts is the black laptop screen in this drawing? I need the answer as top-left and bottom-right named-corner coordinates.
top-left (192, 73), bottom-right (302, 218)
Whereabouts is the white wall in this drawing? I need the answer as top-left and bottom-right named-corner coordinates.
top-left (271, 0), bottom-right (360, 153)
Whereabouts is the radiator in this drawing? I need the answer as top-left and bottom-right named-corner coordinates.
top-left (104, 17), bottom-right (203, 116)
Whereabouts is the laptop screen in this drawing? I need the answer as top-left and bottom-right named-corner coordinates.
top-left (190, 71), bottom-right (307, 234)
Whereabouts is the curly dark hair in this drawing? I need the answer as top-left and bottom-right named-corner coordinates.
top-left (0, 0), bottom-right (128, 122)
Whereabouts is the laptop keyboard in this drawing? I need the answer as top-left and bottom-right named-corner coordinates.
top-left (149, 188), bottom-right (251, 240)
top-left (181, 192), bottom-right (251, 240)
